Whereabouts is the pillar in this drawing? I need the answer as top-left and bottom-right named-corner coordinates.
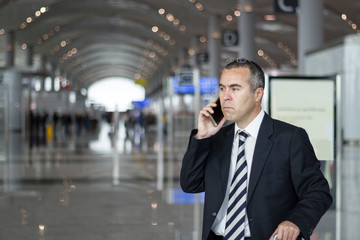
top-left (238, 0), bottom-right (256, 61)
top-left (208, 15), bottom-right (221, 79)
top-left (2, 70), bottom-right (23, 192)
top-left (298, 0), bottom-right (323, 74)
top-left (5, 30), bottom-right (15, 67)
top-left (178, 48), bottom-right (187, 67)
top-left (26, 44), bottom-right (34, 67)
top-left (3, 71), bottom-right (22, 132)
top-left (189, 36), bottom-right (198, 68)
top-left (39, 56), bottom-right (47, 91)
top-left (50, 63), bottom-right (57, 92)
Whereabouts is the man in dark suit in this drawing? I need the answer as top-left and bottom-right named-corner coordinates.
top-left (180, 59), bottom-right (332, 240)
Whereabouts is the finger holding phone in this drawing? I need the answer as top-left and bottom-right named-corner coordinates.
top-left (195, 98), bottom-right (226, 139)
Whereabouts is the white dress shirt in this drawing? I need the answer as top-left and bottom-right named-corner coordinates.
top-left (211, 110), bottom-right (265, 237)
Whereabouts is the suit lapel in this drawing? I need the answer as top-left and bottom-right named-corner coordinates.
top-left (219, 123), bottom-right (235, 196)
top-left (247, 114), bottom-right (273, 203)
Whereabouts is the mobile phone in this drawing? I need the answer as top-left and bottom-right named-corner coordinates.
top-left (209, 98), bottom-right (224, 127)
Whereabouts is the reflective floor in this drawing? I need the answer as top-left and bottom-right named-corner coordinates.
top-left (1, 121), bottom-right (359, 240)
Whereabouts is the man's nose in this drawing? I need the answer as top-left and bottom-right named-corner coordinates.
top-left (221, 90), bottom-right (231, 101)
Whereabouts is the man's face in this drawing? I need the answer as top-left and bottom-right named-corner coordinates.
top-left (219, 67), bottom-right (262, 128)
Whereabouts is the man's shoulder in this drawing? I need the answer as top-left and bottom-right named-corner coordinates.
top-left (272, 121), bottom-right (311, 144)
top-left (272, 118), bottom-right (299, 130)
top-left (263, 114), bottom-right (303, 137)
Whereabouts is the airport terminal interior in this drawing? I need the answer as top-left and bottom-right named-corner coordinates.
top-left (1, 0), bottom-right (360, 239)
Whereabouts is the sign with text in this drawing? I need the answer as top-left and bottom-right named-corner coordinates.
top-left (173, 76), bottom-right (218, 94)
top-left (222, 30), bottom-right (238, 47)
top-left (269, 76), bottom-right (337, 161)
top-left (274, 0), bottom-right (298, 13)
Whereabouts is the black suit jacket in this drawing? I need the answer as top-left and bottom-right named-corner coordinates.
top-left (180, 113), bottom-right (332, 240)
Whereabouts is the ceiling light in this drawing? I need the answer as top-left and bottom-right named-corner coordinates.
top-left (212, 32), bottom-right (221, 39)
top-left (149, 52), bottom-right (156, 58)
top-left (135, 73), bottom-right (141, 79)
top-left (188, 49), bottom-right (195, 56)
top-left (164, 34), bottom-right (171, 41)
top-left (244, 5), bottom-right (253, 13)
top-left (195, 3), bottom-right (203, 10)
top-left (226, 15), bottom-right (233, 21)
top-left (173, 19), bottom-right (179, 25)
top-left (158, 8), bottom-right (165, 15)
top-left (166, 13), bottom-right (174, 22)
top-left (234, 10), bottom-right (241, 17)
top-left (264, 15), bottom-right (276, 21)
top-left (152, 26), bottom-right (159, 32)
top-left (20, 22), bottom-right (27, 29)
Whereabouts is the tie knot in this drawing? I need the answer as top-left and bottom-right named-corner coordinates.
top-left (238, 130), bottom-right (249, 140)
top-left (238, 130), bottom-right (248, 148)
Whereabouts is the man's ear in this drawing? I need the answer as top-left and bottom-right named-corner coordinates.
top-left (255, 88), bottom-right (264, 102)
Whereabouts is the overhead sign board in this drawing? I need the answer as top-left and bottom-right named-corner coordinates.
top-left (274, 0), bottom-right (298, 13)
top-left (222, 30), bottom-right (238, 47)
top-left (173, 76), bottom-right (218, 94)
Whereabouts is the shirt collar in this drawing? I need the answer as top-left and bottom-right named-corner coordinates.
top-left (234, 109), bottom-right (265, 139)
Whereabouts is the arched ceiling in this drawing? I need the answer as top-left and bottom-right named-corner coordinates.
top-left (1, 0), bottom-right (359, 93)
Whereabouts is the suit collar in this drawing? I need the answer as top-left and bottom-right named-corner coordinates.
top-left (219, 123), bottom-right (235, 196)
top-left (247, 113), bottom-right (274, 203)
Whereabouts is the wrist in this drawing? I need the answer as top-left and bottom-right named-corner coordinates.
top-left (194, 133), bottom-right (206, 139)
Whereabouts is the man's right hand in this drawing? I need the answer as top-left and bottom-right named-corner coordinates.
top-left (195, 102), bottom-right (226, 139)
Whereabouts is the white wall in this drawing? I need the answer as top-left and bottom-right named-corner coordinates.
top-left (305, 34), bottom-right (360, 142)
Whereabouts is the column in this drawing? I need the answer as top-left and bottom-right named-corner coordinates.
top-left (208, 15), bottom-right (221, 79)
top-left (50, 63), bottom-right (57, 92)
top-left (3, 71), bottom-right (22, 132)
top-left (26, 44), bottom-right (34, 67)
top-left (39, 56), bottom-right (47, 91)
top-left (298, 0), bottom-right (323, 74)
top-left (5, 30), bottom-right (15, 67)
top-left (189, 36), bottom-right (198, 68)
top-left (2, 70), bottom-right (23, 192)
top-left (238, 0), bottom-right (256, 61)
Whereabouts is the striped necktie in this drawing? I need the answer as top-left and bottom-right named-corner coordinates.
top-left (224, 130), bottom-right (249, 240)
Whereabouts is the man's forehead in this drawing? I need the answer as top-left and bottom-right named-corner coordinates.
top-left (222, 67), bottom-right (250, 74)
top-left (220, 68), bottom-right (250, 84)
